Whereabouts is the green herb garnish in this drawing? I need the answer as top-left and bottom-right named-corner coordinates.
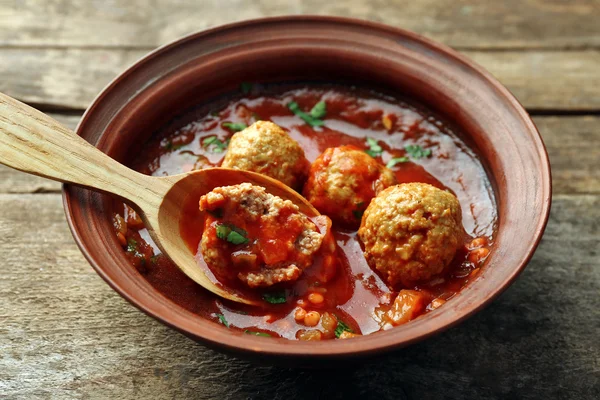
top-left (309, 101), bottom-right (327, 119)
top-left (262, 291), bottom-right (287, 304)
top-left (365, 137), bottom-right (383, 158)
top-left (202, 136), bottom-right (229, 153)
top-left (227, 230), bottom-right (248, 245)
top-left (216, 224), bottom-right (249, 245)
top-left (126, 238), bottom-right (138, 253)
top-left (334, 319), bottom-right (353, 338)
top-left (216, 313), bottom-right (229, 328)
top-left (287, 101), bottom-right (325, 127)
top-left (405, 144), bottom-right (432, 159)
top-left (222, 122), bottom-right (248, 132)
top-left (386, 157), bottom-right (410, 168)
top-left (244, 330), bottom-right (271, 337)
top-left (215, 224), bottom-right (229, 240)
top-left (353, 209), bottom-right (364, 220)
top-left (240, 82), bottom-right (253, 94)
top-left (352, 202), bottom-right (365, 220)
top-left (161, 139), bottom-right (185, 151)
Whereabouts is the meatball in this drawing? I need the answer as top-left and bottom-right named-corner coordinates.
top-left (221, 121), bottom-right (309, 189)
top-left (303, 145), bottom-right (396, 227)
top-left (358, 183), bottom-right (464, 287)
top-left (199, 183), bottom-right (325, 288)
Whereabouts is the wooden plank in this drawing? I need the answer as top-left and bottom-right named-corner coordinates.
top-left (1, 115), bottom-right (598, 195)
top-left (0, 48), bottom-right (145, 110)
top-left (2, 48), bottom-right (599, 111)
top-left (535, 116), bottom-right (600, 195)
top-left (465, 50), bottom-right (600, 112)
top-left (0, 193), bottom-right (597, 398)
top-left (1, 0), bottom-right (599, 50)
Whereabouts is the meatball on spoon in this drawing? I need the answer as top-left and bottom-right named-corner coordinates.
top-left (0, 93), bottom-right (320, 305)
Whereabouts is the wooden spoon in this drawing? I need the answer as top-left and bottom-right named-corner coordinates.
top-left (0, 93), bottom-right (319, 305)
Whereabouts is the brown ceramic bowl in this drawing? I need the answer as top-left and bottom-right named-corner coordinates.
top-left (64, 16), bottom-right (551, 363)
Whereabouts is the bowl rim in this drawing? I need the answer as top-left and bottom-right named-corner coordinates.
top-left (63, 15), bottom-right (552, 359)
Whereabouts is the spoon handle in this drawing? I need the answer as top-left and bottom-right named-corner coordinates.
top-left (0, 93), bottom-right (157, 207)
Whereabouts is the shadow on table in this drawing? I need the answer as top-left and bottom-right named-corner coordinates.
top-left (170, 234), bottom-right (598, 400)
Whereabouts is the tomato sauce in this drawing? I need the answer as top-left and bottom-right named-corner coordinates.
top-left (113, 84), bottom-right (497, 340)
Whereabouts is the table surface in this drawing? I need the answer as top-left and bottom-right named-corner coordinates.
top-left (1, 1), bottom-right (598, 399)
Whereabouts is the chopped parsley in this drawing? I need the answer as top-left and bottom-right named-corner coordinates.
top-left (216, 224), bottom-right (249, 245)
top-left (405, 144), bottom-right (432, 159)
top-left (309, 101), bottom-right (327, 119)
top-left (215, 225), bottom-right (229, 240)
top-left (365, 137), bottom-right (383, 158)
top-left (126, 238), bottom-right (138, 253)
top-left (226, 230), bottom-right (248, 245)
top-left (240, 82), bottom-right (253, 94)
top-left (386, 157), bottom-right (409, 168)
top-left (353, 202), bottom-right (365, 220)
top-left (353, 209), bottom-right (365, 220)
top-left (161, 139), bottom-right (185, 151)
top-left (334, 319), bottom-right (353, 338)
top-left (202, 136), bottom-right (229, 153)
top-left (222, 122), bottom-right (248, 132)
top-left (262, 291), bottom-right (287, 304)
top-left (244, 330), bottom-right (271, 337)
top-left (216, 313), bottom-right (229, 328)
top-left (287, 101), bottom-right (325, 127)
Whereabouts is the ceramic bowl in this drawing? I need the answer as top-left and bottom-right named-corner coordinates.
top-left (64, 16), bottom-right (551, 363)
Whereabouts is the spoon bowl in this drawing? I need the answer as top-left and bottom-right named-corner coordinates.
top-left (0, 92), bottom-right (318, 305)
top-left (146, 168), bottom-right (320, 305)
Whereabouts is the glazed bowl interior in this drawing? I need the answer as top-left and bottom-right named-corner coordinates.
top-left (65, 17), bottom-right (551, 362)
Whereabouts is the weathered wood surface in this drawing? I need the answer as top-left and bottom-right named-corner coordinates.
top-left (2, 116), bottom-right (597, 195)
top-left (0, 193), bottom-right (597, 399)
top-left (1, 0), bottom-right (599, 49)
top-left (1, 0), bottom-right (599, 398)
top-left (2, 48), bottom-right (600, 111)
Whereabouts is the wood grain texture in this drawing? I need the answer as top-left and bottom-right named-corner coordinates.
top-left (2, 48), bottom-right (599, 111)
top-left (535, 116), bottom-right (600, 195)
top-left (0, 114), bottom-right (78, 194)
top-left (0, 193), bottom-right (597, 399)
top-left (1, 0), bottom-right (599, 50)
top-left (0, 48), bottom-right (144, 110)
top-left (1, 1), bottom-right (598, 397)
top-left (2, 116), bottom-right (598, 195)
top-left (0, 93), bottom-right (154, 199)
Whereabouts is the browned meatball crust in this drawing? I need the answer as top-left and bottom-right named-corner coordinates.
top-left (303, 145), bottom-right (396, 227)
top-left (358, 183), bottom-right (464, 287)
top-left (221, 121), bottom-right (309, 189)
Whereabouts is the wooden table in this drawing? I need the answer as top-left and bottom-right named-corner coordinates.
top-left (1, 1), bottom-right (598, 398)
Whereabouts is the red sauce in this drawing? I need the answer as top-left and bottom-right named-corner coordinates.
top-left (113, 84), bottom-right (497, 340)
